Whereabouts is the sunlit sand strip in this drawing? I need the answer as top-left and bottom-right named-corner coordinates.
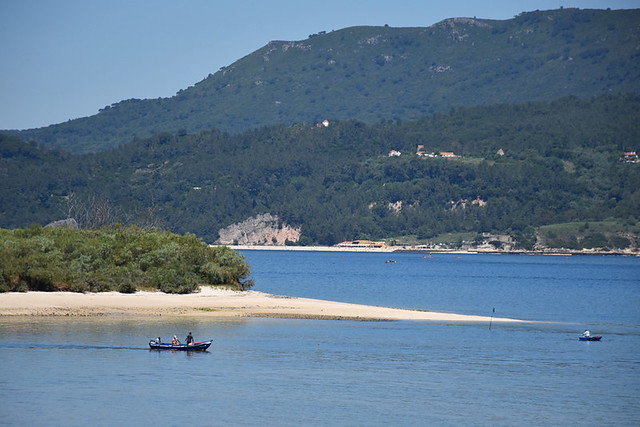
top-left (222, 244), bottom-right (396, 253)
top-left (0, 287), bottom-right (528, 322)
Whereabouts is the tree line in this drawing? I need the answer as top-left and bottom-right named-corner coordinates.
top-left (0, 94), bottom-right (638, 247)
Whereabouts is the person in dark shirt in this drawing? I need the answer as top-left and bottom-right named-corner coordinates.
top-left (186, 332), bottom-right (194, 346)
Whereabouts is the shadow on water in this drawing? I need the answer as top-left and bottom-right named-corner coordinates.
top-left (1, 342), bottom-right (213, 352)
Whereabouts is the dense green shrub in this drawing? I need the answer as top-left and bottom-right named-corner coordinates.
top-left (0, 225), bottom-right (252, 293)
top-left (581, 233), bottom-right (609, 249)
top-left (609, 235), bottom-right (631, 249)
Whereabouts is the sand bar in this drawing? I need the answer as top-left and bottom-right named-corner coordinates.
top-left (0, 287), bottom-right (529, 322)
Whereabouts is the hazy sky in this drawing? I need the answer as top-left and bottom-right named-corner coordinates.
top-left (1, 0), bottom-right (637, 130)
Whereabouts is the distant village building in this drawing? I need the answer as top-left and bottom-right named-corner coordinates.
top-left (316, 119), bottom-right (330, 128)
top-left (336, 240), bottom-right (387, 248)
top-left (388, 150), bottom-right (401, 157)
top-left (497, 148), bottom-right (505, 156)
top-left (416, 145), bottom-right (437, 157)
top-left (416, 146), bottom-right (459, 158)
top-left (418, 151), bottom-right (437, 158)
top-left (623, 151), bottom-right (638, 163)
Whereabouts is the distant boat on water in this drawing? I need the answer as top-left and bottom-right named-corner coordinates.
top-left (149, 339), bottom-right (212, 351)
top-left (579, 335), bottom-right (602, 341)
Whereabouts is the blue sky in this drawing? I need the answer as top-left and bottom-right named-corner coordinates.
top-left (1, 0), bottom-right (638, 130)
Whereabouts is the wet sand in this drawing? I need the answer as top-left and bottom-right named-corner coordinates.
top-left (0, 287), bottom-right (528, 322)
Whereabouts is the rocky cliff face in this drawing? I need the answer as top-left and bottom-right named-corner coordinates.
top-left (215, 214), bottom-right (301, 246)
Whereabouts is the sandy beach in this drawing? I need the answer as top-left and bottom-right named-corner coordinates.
top-left (0, 287), bottom-right (527, 322)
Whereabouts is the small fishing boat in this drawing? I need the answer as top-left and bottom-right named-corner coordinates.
top-left (579, 335), bottom-right (602, 341)
top-left (149, 339), bottom-right (213, 351)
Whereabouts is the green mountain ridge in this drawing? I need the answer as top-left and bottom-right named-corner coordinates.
top-left (1, 94), bottom-right (639, 248)
top-left (5, 8), bottom-right (640, 154)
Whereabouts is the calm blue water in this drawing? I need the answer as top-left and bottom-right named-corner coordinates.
top-left (1, 252), bottom-right (639, 426)
top-left (244, 251), bottom-right (640, 326)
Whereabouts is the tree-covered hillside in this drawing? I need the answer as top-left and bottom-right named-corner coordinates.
top-left (6, 8), bottom-right (640, 153)
top-left (1, 94), bottom-right (638, 247)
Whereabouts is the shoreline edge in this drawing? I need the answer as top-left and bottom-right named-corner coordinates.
top-left (0, 287), bottom-right (532, 323)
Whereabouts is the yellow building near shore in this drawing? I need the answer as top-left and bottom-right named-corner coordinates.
top-left (336, 240), bottom-right (387, 248)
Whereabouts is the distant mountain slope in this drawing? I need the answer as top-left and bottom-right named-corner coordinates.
top-left (2, 94), bottom-right (639, 246)
top-left (6, 8), bottom-right (640, 153)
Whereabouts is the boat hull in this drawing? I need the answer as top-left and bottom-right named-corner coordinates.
top-left (149, 340), bottom-right (212, 351)
top-left (579, 336), bottom-right (602, 341)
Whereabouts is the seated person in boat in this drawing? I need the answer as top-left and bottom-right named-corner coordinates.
top-left (583, 330), bottom-right (591, 337)
top-left (172, 335), bottom-right (181, 345)
top-left (186, 332), bottom-right (194, 346)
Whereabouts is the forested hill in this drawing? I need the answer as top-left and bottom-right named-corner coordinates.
top-left (6, 8), bottom-right (640, 154)
top-left (1, 94), bottom-right (639, 248)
